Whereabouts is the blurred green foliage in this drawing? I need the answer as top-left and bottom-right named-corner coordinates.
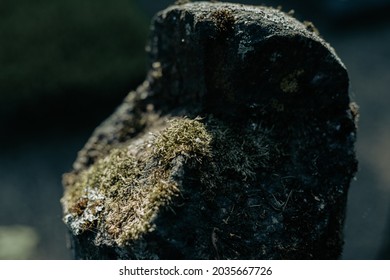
top-left (0, 225), bottom-right (39, 259)
top-left (0, 0), bottom-right (148, 117)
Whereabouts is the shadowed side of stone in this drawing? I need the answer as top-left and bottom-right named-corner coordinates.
top-left (61, 2), bottom-right (358, 259)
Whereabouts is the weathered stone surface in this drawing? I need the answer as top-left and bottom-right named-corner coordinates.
top-left (61, 2), bottom-right (358, 259)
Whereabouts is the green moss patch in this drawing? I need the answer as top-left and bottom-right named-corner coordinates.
top-left (280, 69), bottom-right (304, 93)
top-left (62, 117), bottom-right (212, 246)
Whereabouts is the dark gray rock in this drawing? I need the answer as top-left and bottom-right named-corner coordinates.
top-left (62, 2), bottom-right (358, 259)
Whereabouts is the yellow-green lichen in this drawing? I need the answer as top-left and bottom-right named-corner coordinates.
top-left (303, 21), bottom-right (320, 35)
top-left (280, 69), bottom-right (304, 93)
top-left (211, 9), bottom-right (235, 34)
top-left (62, 117), bottom-right (212, 246)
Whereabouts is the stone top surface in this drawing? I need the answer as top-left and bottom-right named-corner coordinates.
top-left (154, 1), bottom-right (343, 67)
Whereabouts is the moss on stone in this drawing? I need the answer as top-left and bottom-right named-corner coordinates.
top-left (62, 1), bottom-right (357, 259)
top-left (62, 117), bottom-right (212, 246)
top-left (211, 9), bottom-right (235, 34)
top-left (207, 120), bottom-right (270, 182)
top-left (62, 115), bottom-right (272, 248)
top-left (153, 117), bottom-right (212, 164)
top-left (280, 69), bottom-right (305, 93)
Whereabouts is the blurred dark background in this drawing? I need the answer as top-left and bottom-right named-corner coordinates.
top-left (0, 0), bottom-right (389, 259)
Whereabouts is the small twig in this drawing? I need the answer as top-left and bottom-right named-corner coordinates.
top-left (282, 190), bottom-right (293, 211)
top-left (211, 227), bottom-right (220, 259)
top-left (270, 190), bottom-right (293, 212)
top-left (222, 205), bottom-right (235, 224)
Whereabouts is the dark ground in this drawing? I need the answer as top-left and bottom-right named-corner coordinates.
top-left (0, 0), bottom-right (389, 259)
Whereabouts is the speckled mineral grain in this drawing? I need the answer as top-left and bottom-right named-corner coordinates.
top-left (61, 2), bottom-right (358, 259)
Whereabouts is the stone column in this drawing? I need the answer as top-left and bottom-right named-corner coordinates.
top-left (61, 2), bottom-right (358, 259)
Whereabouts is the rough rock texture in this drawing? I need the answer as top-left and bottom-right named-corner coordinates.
top-left (61, 2), bottom-right (358, 259)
